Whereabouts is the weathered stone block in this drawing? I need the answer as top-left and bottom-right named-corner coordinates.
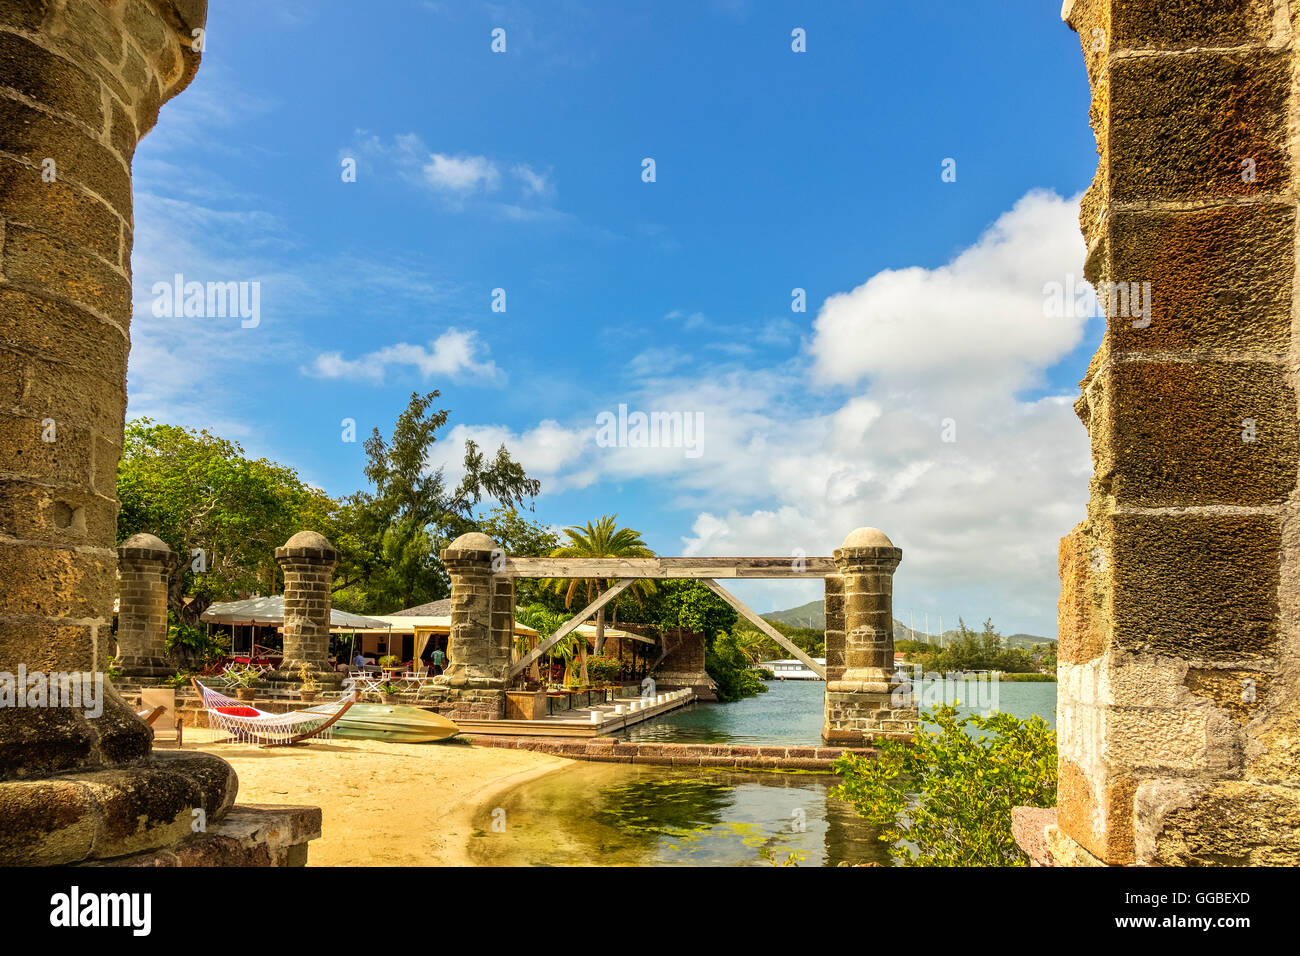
top-left (1152, 781), bottom-right (1300, 865)
top-left (1109, 50), bottom-right (1289, 202)
top-left (1109, 0), bottom-right (1273, 50)
top-left (1105, 205), bottom-right (1293, 354)
top-left (1109, 512), bottom-right (1280, 661)
top-left (0, 98), bottom-right (133, 218)
top-left (1090, 360), bottom-right (1298, 508)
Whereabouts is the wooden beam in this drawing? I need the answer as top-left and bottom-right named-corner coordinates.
top-left (699, 579), bottom-right (827, 679)
top-left (506, 579), bottom-right (635, 680)
top-left (500, 556), bottom-right (834, 579)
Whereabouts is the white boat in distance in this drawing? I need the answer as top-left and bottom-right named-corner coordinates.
top-left (760, 658), bottom-right (827, 681)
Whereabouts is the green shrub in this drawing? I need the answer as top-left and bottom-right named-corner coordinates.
top-left (585, 655), bottom-right (621, 683)
top-left (831, 705), bottom-right (1056, 866)
top-left (705, 632), bottom-right (770, 702)
top-left (165, 614), bottom-right (226, 665)
top-left (998, 672), bottom-right (1056, 682)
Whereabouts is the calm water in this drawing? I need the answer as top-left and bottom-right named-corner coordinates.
top-left (620, 677), bottom-right (1057, 746)
top-left (468, 761), bottom-right (890, 867)
top-left (479, 678), bottom-right (1057, 866)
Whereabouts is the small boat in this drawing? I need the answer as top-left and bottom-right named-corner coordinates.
top-left (304, 702), bottom-right (461, 743)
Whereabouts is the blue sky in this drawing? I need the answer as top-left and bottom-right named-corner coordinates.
top-left (129, 0), bottom-right (1101, 635)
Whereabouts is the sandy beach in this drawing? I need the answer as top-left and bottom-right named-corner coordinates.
top-left (179, 727), bottom-right (571, 866)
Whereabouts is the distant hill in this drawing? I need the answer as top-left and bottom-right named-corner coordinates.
top-left (764, 600), bottom-right (825, 629)
top-left (763, 600), bottom-right (1052, 649)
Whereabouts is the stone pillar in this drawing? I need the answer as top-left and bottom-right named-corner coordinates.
top-left (268, 531), bottom-right (342, 688)
top-left (0, 0), bottom-right (206, 779)
top-left (441, 532), bottom-right (508, 688)
top-left (0, 0), bottom-right (322, 867)
top-left (823, 527), bottom-right (915, 744)
top-left (651, 628), bottom-right (719, 700)
top-left (490, 563), bottom-right (516, 678)
top-left (823, 573), bottom-right (846, 683)
top-left (1053, 0), bottom-right (1300, 865)
top-left (115, 532), bottom-right (175, 678)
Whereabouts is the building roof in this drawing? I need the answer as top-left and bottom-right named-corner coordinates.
top-left (345, 613), bottom-right (539, 637)
top-left (391, 598), bottom-right (452, 617)
top-left (200, 595), bottom-right (390, 631)
top-left (573, 622), bottom-right (655, 645)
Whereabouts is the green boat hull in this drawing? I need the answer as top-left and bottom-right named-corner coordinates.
top-left (306, 702), bottom-right (462, 743)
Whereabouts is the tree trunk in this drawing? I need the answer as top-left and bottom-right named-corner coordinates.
top-left (593, 580), bottom-right (607, 656)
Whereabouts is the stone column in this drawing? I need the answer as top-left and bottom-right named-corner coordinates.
top-left (823, 573), bottom-right (846, 683)
top-left (489, 564), bottom-right (516, 678)
top-left (823, 527), bottom-right (915, 744)
top-left (115, 532), bottom-right (175, 678)
top-left (441, 531), bottom-right (507, 689)
top-left (0, 0), bottom-right (318, 867)
top-left (269, 531), bottom-right (342, 688)
top-left (1051, 0), bottom-right (1300, 865)
top-left (0, 0), bottom-right (206, 778)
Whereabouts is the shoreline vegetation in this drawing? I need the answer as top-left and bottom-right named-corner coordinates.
top-left (996, 672), bottom-right (1057, 682)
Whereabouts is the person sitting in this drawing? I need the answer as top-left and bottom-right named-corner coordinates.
top-left (352, 650), bottom-right (369, 670)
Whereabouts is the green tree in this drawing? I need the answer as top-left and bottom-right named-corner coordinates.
top-left (705, 631), bottom-right (770, 702)
top-left (116, 418), bottom-right (337, 620)
top-left (478, 505), bottom-right (560, 607)
top-left (543, 515), bottom-right (657, 658)
top-left (832, 705), bottom-right (1057, 866)
top-left (514, 602), bottom-right (574, 684)
top-left (730, 618), bottom-right (823, 662)
top-left (333, 391), bottom-right (540, 613)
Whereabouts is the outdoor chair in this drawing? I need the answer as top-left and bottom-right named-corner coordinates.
top-left (140, 687), bottom-right (183, 748)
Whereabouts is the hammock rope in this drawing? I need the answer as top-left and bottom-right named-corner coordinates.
top-left (192, 679), bottom-right (354, 746)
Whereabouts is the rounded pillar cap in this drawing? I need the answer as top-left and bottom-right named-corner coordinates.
top-left (449, 531), bottom-right (498, 551)
top-left (119, 532), bottom-right (173, 555)
top-left (841, 527), bottom-right (894, 549)
top-left (282, 530), bottom-right (334, 551)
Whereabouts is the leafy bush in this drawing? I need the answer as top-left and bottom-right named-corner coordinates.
top-left (164, 614), bottom-right (227, 665)
top-left (831, 705), bottom-right (1056, 866)
top-left (162, 671), bottom-right (196, 688)
top-left (585, 655), bottom-right (621, 683)
top-left (705, 632), bottom-right (770, 702)
top-left (998, 673), bottom-right (1056, 682)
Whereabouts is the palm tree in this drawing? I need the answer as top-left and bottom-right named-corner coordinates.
top-left (733, 628), bottom-right (770, 666)
top-left (514, 604), bottom-right (571, 684)
top-left (543, 516), bottom-right (658, 676)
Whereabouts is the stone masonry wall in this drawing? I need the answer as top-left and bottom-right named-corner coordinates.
top-left (824, 573), bottom-right (845, 682)
top-left (115, 532), bottom-right (174, 677)
top-left (0, 0), bottom-right (204, 779)
top-left (269, 530), bottom-right (341, 687)
top-left (1057, 0), bottom-right (1300, 865)
top-left (652, 627), bottom-right (718, 700)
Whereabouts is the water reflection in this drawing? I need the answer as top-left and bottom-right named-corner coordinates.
top-left (470, 762), bottom-right (890, 867)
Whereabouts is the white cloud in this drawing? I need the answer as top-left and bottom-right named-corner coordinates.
top-left (426, 420), bottom-right (597, 495)
top-left (346, 134), bottom-right (562, 214)
top-left (423, 153), bottom-right (501, 193)
top-left (809, 189), bottom-right (1087, 395)
top-left (512, 163), bottom-right (552, 196)
top-left (305, 329), bottom-right (504, 385)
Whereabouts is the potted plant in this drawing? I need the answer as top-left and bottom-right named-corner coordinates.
top-left (228, 667), bottom-right (261, 702)
top-left (297, 662), bottom-right (321, 703)
top-left (378, 681), bottom-right (400, 704)
top-left (378, 654), bottom-right (403, 677)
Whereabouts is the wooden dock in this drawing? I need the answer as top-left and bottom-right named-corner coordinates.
top-left (457, 688), bottom-right (696, 737)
